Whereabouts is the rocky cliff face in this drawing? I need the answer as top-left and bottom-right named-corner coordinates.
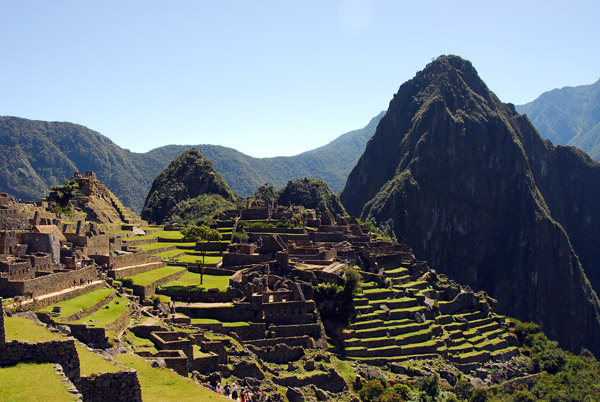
top-left (141, 148), bottom-right (235, 224)
top-left (341, 55), bottom-right (600, 356)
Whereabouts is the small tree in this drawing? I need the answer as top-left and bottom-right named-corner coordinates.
top-left (181, 225), bottom-right (222, 284)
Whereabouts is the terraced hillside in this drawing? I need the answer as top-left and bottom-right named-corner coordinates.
top-left (345, 260), bottom-right (519, 369)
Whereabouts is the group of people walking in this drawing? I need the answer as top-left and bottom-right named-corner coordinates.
top-left (205, 382), bottom-right (268, 401)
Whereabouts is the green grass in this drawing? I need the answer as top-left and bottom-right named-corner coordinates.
top-left (152, 249), bottom-right (184, 258)
top-left (175, 254), bottom-right (222, 264)
top-left (189, 318), bottom-right (250, 326)
top-left (139, 241), bottom-right (197, 250)
top-left (0, 363), bottom-right (75, 401)
top-left (39, 288), bottom-right (114, 318)
top-left (161, 271), bottom-right (230, 292)
top-left (4, 316), bottom-right (62, 342)
top-left (125, 266), bottom-right (186, 287)
top-left (122, 331), bottom-right (158, 354)
top-left (71, 295), bottom-right (129, 327)
top-left (153, 230), bottom-right (184, 240)
top-left (76, 344), bottom-right (122, 375)
top-left (115, 353), bottom-right (230, 402)
top-left (139, 242), bottom-right (177, 251)
top-left (193, 344), bottom-right (214, 358)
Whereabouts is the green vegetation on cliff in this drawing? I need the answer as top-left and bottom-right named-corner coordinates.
top-left (517, 79), bottom-right (600, 161)
top-left (0, 113), bottom-right (383, 212)
top-left (141, 148), bottom-right (235, 225)
top-left (277, 177), bottom-right (346, 216)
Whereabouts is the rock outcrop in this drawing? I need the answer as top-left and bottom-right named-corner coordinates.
top-left (341, 55), bottom-right (600, 356)
top-left (141, 148), bottom-right (235, 224)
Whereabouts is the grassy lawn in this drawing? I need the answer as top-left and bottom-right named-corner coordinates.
top-left (125, 266), bottom-right (186, 287)
top-left (189, 318), bottom-right (250, 326)
top-left (139, 242), bottom-right (177, 251)
top-left (161, 271), bottom-right (230, 292)
top-left (122, 331), bottom-right (158, 354)
top-left (153, 230), bottom-right (184, 240)
top-left (4, 316), bottom-right (63, 342)
top-left (71, 295), bottom-right (129, 327)
top-left (175, 254), bottom-right (222, 264)
top-left (0, 363), bottom-right (75, 401)
top-left (151, 249), bottom-right (184, 259)
top-left (76, 344), bottom-right (122, 375)
top-left (39, 288), bottom-right (115, 319)
top-left (193, 344), bottom-right (214, 358)
top-left (115, 353), bottom-right (230, 402)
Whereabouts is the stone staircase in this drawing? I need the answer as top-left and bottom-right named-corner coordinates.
top-left (344, 262), bottom-right (519, 366)
top-left (103, 187), bottom-right (147, 226)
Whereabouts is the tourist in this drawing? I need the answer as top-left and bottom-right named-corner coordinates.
top-left (231, 384), bottom-right (238, 400)
top-left (224, 382), bottom-right (231, 398)
top-left (216, 383), bottom-right (223, 395)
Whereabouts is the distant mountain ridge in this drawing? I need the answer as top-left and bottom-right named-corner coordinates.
top-left (516, 79), bottom-right (600, 160)
top-left (0, 113), bottom-right (383, 212)
top-left (341, 55), bottom-right (600, 356)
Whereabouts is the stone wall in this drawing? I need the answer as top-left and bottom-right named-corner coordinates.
top-left (109, 261), bottom-right (165, 280)
top-left (131, 268), bottom-right (186, 299)
top-left (93, 251), bottom-right (161, 270)
top-left (21, 232), bottom-right (60, 263)
top-left (272, 368), bottom-right (347, 393)
top-left (157, 287), bottom-right (242, 303)
top-left (189, 353), bottom-right (219, 374)
top-left (0, 338), bottom-right (81, 379)
top-left (228, 323), bottom-right (266, 341)
top-left (222, 252), bottom-right (271, 267)
top-left (14, 281), bottom-right (104, 312)
top-left (0, 298), bottom-right (5, 347)
top-left (0, 265), bottom-right (98, 298)
top-left (194, 242), bottom-right (229, 252)
top-left (438, 292), bottom-right (479, 315)
top-left (269, 323), bottom-right (321, 339)
top-left (74, 371), bottom-right (142, 402)
top-left (150, 331), bottom-right (193, 359)
top-left (154, 350), bottom-right (189, 376)
top-left (105, 303), bottom-right (133, 334)
top-left (308, 232), bottom-right (346, 243)
top-left (68, 324), bottom-right (110, 349)
top-left (61, 290), bottom-right (115, 322)
top-left (248, 343), bottom-right (304, 363)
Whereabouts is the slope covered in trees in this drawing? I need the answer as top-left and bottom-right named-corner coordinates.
top-left (0, 113), bottom-right (382, 212)
top-left (517, 78), bottom-right (600, 160)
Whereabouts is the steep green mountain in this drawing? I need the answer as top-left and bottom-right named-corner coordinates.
top-left (277, 178), bottom-right (346, 217)
top-left (0, 113), bottom-right (382, 213)
top-left (516, 79), bottom-right (600, 160)
top-left (0, 116), bottom-right (153, 211)
top-left (140, 148), bottom-right (235, 225)
top-left (341, 55), bottom-right (600, 356)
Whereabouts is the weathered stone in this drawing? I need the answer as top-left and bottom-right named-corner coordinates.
top-left (286, 387), bottom-right (304, 402)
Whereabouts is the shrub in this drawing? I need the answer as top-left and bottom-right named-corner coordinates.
top-left (378, 389), bottom-right (405, 402)
top-left (231, 231), bottom-right (249, 243)
top-left (121, 278), bottom-right (133, 287)
top-left (359, 379), bottom-right (385, 402)
top-left (469, 388), bottom-right (488, 402)
top-left (454, 377), bottom-right (473, 400)
top-left (419, 375), bottom-right (440, 399)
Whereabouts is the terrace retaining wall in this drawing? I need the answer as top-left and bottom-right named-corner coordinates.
top-left (74, 371), bottom-right (142, 402)
top-left (131, 269), bottom-right (186, 299)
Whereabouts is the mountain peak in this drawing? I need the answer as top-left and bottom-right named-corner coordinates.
top-left (141, 147), bottom-right (235, 225)
top-left (341, 56), bottom-right (600, 356)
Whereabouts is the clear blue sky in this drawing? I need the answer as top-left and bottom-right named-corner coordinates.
top-left (1, 1), bottom-right (598, 157)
